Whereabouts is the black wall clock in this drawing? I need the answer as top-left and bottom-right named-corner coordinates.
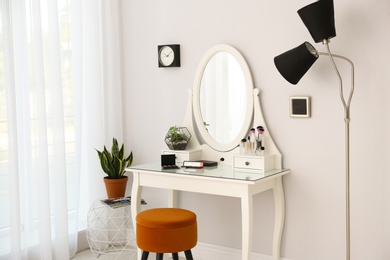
top-left (158, 44), bottom-right (180, 67)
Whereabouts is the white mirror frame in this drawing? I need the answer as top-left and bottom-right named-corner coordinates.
top-left (193, 44), bottom-right (254, 152)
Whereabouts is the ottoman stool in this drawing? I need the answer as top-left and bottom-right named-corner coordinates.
top-left (136, 208), bottom-right (197, 260)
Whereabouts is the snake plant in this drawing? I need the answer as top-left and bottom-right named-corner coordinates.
top-left (96, 138), bottom-right (133, 179)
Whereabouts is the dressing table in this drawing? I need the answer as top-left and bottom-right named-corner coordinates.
top-left (127, 44), bottom-right (290, 260)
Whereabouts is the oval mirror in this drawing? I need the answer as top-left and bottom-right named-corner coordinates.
top-left (193, 44), bottom-right (254, 152)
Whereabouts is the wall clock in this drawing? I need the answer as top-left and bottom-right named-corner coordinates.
top-left (158, 44), bottom-right (180, 67)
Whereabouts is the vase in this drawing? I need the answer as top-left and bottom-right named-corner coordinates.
top-left (103, 176), bottom-right (128, 198)
top-left (164, 127), bottom-right (192, 150)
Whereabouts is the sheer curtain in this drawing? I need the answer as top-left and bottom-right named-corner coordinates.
top-left (0, 0), bottom-right (124, 259)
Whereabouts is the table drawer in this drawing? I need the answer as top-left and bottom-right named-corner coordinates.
top-left (233, 154), bottom-right (275, 172)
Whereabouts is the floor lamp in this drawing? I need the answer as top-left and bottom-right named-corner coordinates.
top-left (273, 1), bottom-right (355, 260)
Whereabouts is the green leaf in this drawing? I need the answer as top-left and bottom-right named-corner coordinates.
top-left (125, 152), bottom-right (133, 167)
top-left (100, 153), bottom-right (111, 174)
top-left (118, 144), bottom-right (125, 160)
top-left (113, 156), bottom-right (122, 178)
top-left (103, 146), bottom-right (112, 163)
top-left (111, 138), bottom-right (119, 157)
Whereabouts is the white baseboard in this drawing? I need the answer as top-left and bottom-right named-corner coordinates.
top-left (191, 242), bottom-right (292, 260)
top-left (77, 229), bottom-right (292, 260)
top-left (77, 230), bottom-right (90, 252)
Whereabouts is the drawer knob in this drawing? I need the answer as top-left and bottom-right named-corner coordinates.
top-left (245, 161), bottom-right (250, 166)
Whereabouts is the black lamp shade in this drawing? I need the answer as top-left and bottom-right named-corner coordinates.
top-left (274, 42), bottom-right (319, 85)
top-left (298, 0), bottom-right (336, 43)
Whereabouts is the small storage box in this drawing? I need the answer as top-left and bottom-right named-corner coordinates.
top-left (161, 149), bottom-right (202, 164)
top-left (233, 154), bottom-right (275, 172)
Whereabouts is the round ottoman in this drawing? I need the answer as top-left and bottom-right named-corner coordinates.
top-left (136, 208), bottom-right (197, 260)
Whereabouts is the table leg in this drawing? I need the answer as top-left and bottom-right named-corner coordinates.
top-left (241, 194), bottom-right (253, 260)
top-left (131, 171), bottom-right (143, 260)
top-left (168, 189), bottom-right (178, 208)
top-left (272, 177), bottom-right (285, 260)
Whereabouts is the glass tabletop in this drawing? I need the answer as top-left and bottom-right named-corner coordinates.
top-left (127, 162), bottom-right (289, 182)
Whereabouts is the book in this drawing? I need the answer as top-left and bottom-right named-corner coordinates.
top-left (196, 160), bottom-right (218, 167)
top-left (101, 196), bottom-right (147, 208)
top-left (182, 161), bottom-right (204, 168)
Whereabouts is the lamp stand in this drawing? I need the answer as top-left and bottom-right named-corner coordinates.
top-left (318, 41), bottom-right (355, 260)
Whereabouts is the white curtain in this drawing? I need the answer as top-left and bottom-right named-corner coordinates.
top-left (0, 0), bottom-right (124, 259)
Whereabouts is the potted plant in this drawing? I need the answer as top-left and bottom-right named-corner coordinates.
top-left (96, 138), bottom-right (133, 198)
top-left (164, 126), bottom-right (191, 150)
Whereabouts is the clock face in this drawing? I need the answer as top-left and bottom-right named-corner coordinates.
top-left (159, 46), bottom-right (175, 66)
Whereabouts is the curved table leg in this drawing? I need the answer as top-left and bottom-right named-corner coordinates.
top-left (131, 171), bottom-right (143, 260)
top-left (273, 177), bottom-right (285, 260)
top-left (241, 193), bottom-right (253, 260)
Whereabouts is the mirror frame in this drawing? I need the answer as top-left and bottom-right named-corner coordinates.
top-left (193, 44), bottom-right (254, 152)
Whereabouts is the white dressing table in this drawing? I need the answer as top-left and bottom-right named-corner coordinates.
top-left (127, 164), bottom-right (290, 260)
top-left (127, 44), bottom-right (290, 260)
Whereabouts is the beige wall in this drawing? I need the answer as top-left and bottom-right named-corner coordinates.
top-left (121, 1), bottom-right (390, 259)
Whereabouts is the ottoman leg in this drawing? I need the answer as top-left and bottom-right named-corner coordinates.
top-left (172, 253), bottom-right (179, 260)
top-left (184, 250), bottom-right (194, 260)
top-left (141, 251), bottom-right (149, 260)
top-left (156, 253), bottom-right (164, 260)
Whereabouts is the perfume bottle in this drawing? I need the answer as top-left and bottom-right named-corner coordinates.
top-left (250, 128), bottom-right (257, 154)
top-left (246, 136), bottom-right (252, 154)
top-left (240, 138), bottom-right (246, 154)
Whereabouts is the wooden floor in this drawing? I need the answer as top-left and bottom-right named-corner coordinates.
top-left (72, 249), bottom-right (187, 260)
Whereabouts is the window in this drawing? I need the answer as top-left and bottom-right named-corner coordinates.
top-left (0, 0), bottom-right (79, 256)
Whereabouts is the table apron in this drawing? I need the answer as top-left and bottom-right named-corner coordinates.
top-left (136, 171), bottom-right (279, 198)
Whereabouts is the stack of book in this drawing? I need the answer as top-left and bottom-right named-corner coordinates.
top-left (101, 196), bottom-right (147, 208)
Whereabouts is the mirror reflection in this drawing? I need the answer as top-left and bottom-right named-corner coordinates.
top-left (200, 52), bottom-right (247, 144)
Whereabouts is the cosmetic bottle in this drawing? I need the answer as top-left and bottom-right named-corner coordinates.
top-left (246, 136), bottom-right (251, 154)
top-left (250, 128), bottom-right (257, 153)
top-left (258, 146), bottom-right (265, 156)
top-left (240, 138), bottom-right (246, 154)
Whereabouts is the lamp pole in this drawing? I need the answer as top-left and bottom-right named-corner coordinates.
top-left (317, 41), bottom-right (355, 260)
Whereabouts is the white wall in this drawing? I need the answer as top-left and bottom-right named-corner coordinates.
top-left (120, 0), bottom-right (390, 259)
